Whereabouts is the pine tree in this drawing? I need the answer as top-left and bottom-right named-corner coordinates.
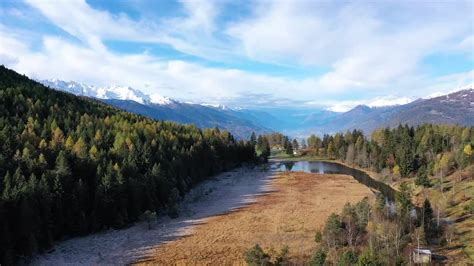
top-left (72, 137), bottom-right (87, 158)
top-left (396, 182), bottom-right (412, 216)
top-left (422, 198), bottom-right (434, 240)
top-left (327, 141), bottom-right (335, 159)
top-left (285, 141), bottom-right (293, 155)
top-left (250, 132), bottom-right (256, 146)
top-left (292, 139), bottom-right (299, 150)
top-left (89, 145), bottom-right (99, 160)
top-left (65, 135), bottom-right (74, 150)
top-left (2, 171), bottom-right (12, 199)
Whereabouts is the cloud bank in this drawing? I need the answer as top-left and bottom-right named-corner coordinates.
top-left (0, 0), bottom-right (472, 110)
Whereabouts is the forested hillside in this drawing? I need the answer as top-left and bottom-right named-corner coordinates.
top-left (302, 125), bottom-right (474, 262)
top-left (305, 88), bottom-right (474, 135)
top-left (251, 125), bottom-right (473, 264)
top-left (303, 124), bottom-right (473, 178)
top-left (0, 66), bottom-right (257, 264)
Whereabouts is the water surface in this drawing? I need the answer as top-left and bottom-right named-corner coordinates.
top-left (273, 160), bottom-right (397, 201)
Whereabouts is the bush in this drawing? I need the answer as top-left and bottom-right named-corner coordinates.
top-left (310, 249), bottom-right (327, 266)
top-left (245, 244), bottom-right (271, 266)
top-left (357, 249), bottom-right (381, 266)
top-left (274, 246), bottom-right (290, 266)
top-left (315, 231), bottom-right (322, 243)
top-left (337, 250), bottom-right (358, 265)
top-left (395, 256), bottom-right (407, 266)
top-left (415, 173), bottom-right (430, 187)
top-left (464, 199), bottom-right (474, 214)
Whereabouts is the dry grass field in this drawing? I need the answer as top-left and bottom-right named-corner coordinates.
top-left (136, 172), bottom-right (374, 265)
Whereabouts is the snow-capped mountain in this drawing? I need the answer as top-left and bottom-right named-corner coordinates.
top-left (40, 79), bottom-right (173, 105)
top-left (422, 83), bottom-right (473, 100)
top-left (38, 79), bottom-right (473, 138)
top-left (38, 79), bottom-right (269, 138)
top-left (200, 103), bottom-right (230, 110)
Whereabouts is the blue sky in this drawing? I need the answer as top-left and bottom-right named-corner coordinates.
top-left (0, 0), bottom-right (473, 111)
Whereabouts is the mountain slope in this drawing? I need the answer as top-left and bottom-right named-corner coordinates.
top-left (0, 66), bottom-right (257, 264)
top-left (105, 99), bottom-right (270, 138)
top-left (310, 88), bottom-right (474, 134)
top-left (40, 80), bottom-right (269, 138)
top-left (38, 79), bottom-right (474, 137)
top-left (387, 88), bottom-right (474, 126)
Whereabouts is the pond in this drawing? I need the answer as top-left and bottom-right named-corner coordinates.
top-left (272, 160), bottom-right (397, 201)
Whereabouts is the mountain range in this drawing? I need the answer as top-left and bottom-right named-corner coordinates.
top-left (40, 79), bottom-right (474, 138)
top-left (40, 79), bottom-right (271, 138)
top-left (308, 88), bottom-right (473, 135)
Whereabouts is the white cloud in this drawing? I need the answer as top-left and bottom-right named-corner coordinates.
top-left (1, 0), bottom-right (472, 108)
top-left (24, 0), bottom-right (230, 59)
top-left (0, 28), bottom-right (296, 104)
top-left (322, 95), bottom-right (413, 113)
top-left (227, 1), bottom-right (473, 92)
top-left (367, 96), bottom-right (413, 108)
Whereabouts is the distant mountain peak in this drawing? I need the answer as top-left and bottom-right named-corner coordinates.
top-left (39, 79), bottom-right (173, 105)
top-left (422, 83), bottom-right (473, 100)
top-left (201, 103), bottom-right (230, 110)
top-left (349, 104), bottom-right (373, 113)
top-left (150, 94), bottom-right (175, 105)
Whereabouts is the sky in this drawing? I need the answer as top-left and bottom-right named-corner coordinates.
top-left (0, 0), bottom-right (473, 111)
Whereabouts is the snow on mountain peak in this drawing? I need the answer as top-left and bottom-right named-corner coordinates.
top-left (367, 96), bottom-right (413, 108)
top-left (422, 83), bottom-right (473, 100)
top-left (102, 85), bottom-right (151, 104)
top-left (201, 103), bottom-right (229, 110)
top-left (39, 79), bottom-right (173, 106)
top-left (150, 94), bottom-right (174, 105)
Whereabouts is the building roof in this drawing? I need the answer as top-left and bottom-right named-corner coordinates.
top-left (413, 248), bottom-right (432, 255)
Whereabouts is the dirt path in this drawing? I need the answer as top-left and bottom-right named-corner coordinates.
top-left (136, 171), bottom-right (375, 265)
top-left (31, 165), bottom-right (276, 265)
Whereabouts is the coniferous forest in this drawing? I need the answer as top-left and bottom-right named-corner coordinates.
top-left (0, 66), bottom-right (257, 264)
top-left (304, 125), bottom-right (473, 179)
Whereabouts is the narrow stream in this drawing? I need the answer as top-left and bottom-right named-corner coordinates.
top-left (272, 160), bottom-right (397, 201)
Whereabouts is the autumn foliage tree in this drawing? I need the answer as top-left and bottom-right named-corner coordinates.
top-left (0, 66), bottom-right (257, 264)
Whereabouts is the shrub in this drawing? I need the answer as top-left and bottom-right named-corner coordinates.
top-left (357, 249), bottom-right (381, 266)
top-left (310, 249), bottom-right (327, 266)
top-left (415, 173), bottom-right (430, 187)
top-left (245, 244), bottom-right (271, 266)
top-left (274, 246), bottom-right (290, 266)
top-left (337, 250), bottom-right (358, 265)
top-left (314, 231), bottom-right (322, 243)
top-left (395, 256), bottom-right (407, 266)
top-left (464, 199), bottom-right (474, 214)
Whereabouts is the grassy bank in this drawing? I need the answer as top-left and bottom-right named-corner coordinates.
top-left (273, 154), bottom-right (473, 263)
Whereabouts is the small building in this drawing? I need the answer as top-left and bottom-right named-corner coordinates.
top-left (412, 248), bottom-right (431, 264)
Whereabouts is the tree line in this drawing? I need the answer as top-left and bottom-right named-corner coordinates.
top-left (0, 66), bottom-right (258, 264)
top-left (304, 125), bottom-right (473, 185)
top-left (253, 132), bottom-right (299, 157)
top-left (245, 187), bottom-right (443, 265)
top-left (245, 124), bottom-right (472, 264)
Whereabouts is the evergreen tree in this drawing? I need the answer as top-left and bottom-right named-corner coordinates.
top-left (422, 198), bottom-right (434, 240)
top-left (250, 132), bottom-right (257, 146)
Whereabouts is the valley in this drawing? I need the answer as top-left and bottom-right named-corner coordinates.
top-left (137, 171), bottom-right (373, 265)
top-left (31, 166), bottom-right (275, 265)
top-left (2, 1), bottom-right (473, 264)
top-left (30, 162), bottom-right (375, 265)
top-left (0, 67), bottom-right (472, 265)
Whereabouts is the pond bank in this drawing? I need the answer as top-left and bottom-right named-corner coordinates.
top-left (272, 159), bottom-right (399, 201)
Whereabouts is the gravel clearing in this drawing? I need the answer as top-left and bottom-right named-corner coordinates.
top-left (31, 165), bottom-right (277, 265)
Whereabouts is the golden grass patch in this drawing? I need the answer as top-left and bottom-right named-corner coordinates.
top-left (135, 172), bottom-right (374, 265)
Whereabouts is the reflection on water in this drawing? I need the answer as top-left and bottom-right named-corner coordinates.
top-left (272, 161), bottom-right (397, 202)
